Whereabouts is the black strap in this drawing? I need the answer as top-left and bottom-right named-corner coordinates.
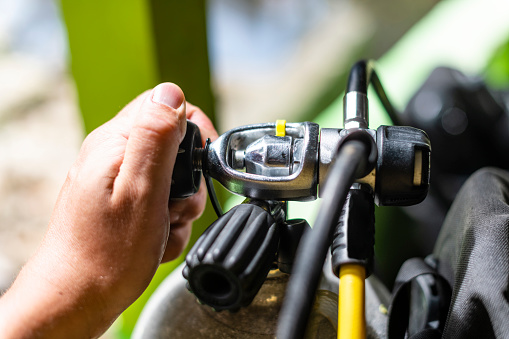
top-left (408, 328), bottom-right (443, 339)
top-left (388, 257), bottom-right (451, 339)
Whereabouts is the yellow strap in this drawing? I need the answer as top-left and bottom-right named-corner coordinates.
top-left (275, 120), bottom-right (286, 137)
top-left (338, 264), bottom-right (366, 339)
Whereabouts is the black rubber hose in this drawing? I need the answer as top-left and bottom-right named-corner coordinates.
top-left (346, 59), bottom-right (401, 126)
top-left (370, 71), bottom-right (401, 126)
top-left (346, 59), bottom-right (373, 94)
top-left (202, 139), bottom-right (223, 218)
top-left (276, 140), bottom-right (370, 339)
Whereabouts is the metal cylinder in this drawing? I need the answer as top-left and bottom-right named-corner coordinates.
top-left (343, 91), bottom-right (369, 129)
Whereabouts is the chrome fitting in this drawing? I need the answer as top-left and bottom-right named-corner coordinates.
top-left (343, 91), bottom-right (369, 129)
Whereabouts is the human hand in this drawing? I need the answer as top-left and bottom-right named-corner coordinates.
top-left (0, 83), bottom-right (218, 338)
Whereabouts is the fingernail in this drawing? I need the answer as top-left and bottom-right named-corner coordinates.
top-left (152, 83), bottom-right (185, 109)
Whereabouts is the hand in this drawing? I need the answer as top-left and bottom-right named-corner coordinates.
top-left (0, 83), bottom-right (218, 338)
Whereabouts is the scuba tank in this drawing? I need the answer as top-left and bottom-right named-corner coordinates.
top-left (133, 260), bottom-right (391, 338)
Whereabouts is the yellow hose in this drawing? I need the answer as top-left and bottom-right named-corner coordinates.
top-left (338, 263), bottom-right (366, 339)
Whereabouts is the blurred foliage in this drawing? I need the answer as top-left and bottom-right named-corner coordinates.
top-left (60, 0), bottom-right (214, 132)
top-left (148, 0), bottom-right (215, 119)
top-left (60, 0), bottom-right (158, 131)
top-left (485, 37), bottom-right (509, 88)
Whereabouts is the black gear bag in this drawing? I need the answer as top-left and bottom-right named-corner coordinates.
top-left (389, 168), bottom-right (509, 338)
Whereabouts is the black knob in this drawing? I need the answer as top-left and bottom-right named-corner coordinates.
top-left (277, 219), bottom-right (310, 274)
top-left (183, 203), bottom-right (279, 311)
top-left (375, 125), bottom-right (431, 206)
top-left (170, 120), bottom-right (202, 199)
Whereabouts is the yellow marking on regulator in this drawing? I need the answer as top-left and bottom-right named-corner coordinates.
top-left (276, 120), bottom-right (286, 137)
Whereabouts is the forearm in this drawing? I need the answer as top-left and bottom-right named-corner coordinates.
top-left (0, 250), bottom-right (113, 339)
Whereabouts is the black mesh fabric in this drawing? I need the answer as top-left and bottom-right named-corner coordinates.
top-left (433, 167), bottom-right (509, 338)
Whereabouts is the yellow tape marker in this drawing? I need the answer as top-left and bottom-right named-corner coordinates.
top-left (276, 120), bottom-right (286, 137)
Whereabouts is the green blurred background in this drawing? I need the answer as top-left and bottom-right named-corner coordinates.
top-left (1, 0), bottom-right (509, 337)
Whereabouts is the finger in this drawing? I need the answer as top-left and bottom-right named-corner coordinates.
top-left (74, 90), bottom-right (152, 174)
top-left (83, 89), bottom-right (151, 150)
top-left (168, 182), bottom-right (207, 224)
top-left (162, 221), bottom-right (192, 262)
top-left (112, 83), bottom-right (187, 204)
top-left (186, 102), bottom-right (219, 145)
top-left (163, 170), bottom-right (207, 262)
top-left (115, 89), bottom-right (151, 121)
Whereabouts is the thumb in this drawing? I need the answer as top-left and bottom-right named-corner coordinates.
top-left (113, 83), bottom-right (186, 203)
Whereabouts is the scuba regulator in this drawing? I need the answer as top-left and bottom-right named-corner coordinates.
top-left (168, 60), bottom-right (432, 337)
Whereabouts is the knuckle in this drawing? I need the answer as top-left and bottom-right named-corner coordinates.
top-left (135, 108), bottom-right (183, 143)
top-left (170, 193), bottom-right (206, 223)
top-left (66, 161), bottom-right (81, 183)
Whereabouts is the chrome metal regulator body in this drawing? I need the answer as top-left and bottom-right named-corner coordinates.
top-left (173, 116), bottom-right (430, 208)
top-left (205, 121), bottom-right (320, 201)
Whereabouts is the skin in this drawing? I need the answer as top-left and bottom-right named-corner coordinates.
top-left (0, 83), bottom-right (218, 338)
